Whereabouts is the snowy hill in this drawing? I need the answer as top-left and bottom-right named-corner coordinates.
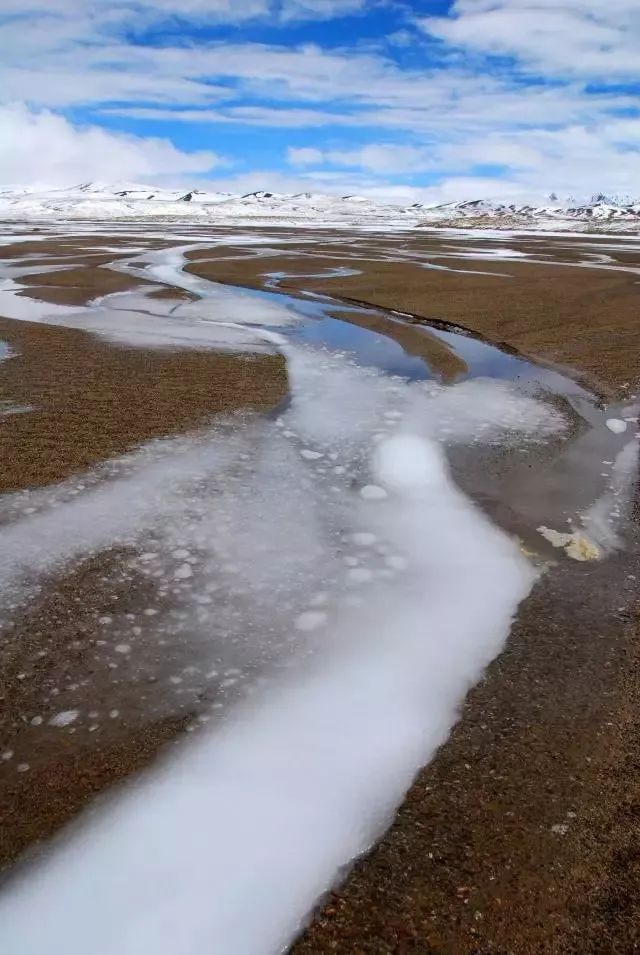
top-left (0, 183), bottom-right (639, 231)
top-left (415, 196), bottom-right (640, 229)
top-left (0, 182), bottom-right (410, 227)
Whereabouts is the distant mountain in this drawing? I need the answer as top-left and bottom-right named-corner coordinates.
top-left (416, 197), bottom-right (640, 226)
top-left (0, 182), bottom-right (405, 225)
top-left (0, 182), bottom-right (638, 232)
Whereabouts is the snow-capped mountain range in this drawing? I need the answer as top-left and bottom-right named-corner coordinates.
top-left (0, 182), bottom-right (411, 226)
top-left (0, 183), bottom-right (639, 231)
top-left (417, 196), bottom-right (640, 227)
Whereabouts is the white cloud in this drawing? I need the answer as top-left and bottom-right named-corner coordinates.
top-left (288, 146), bottom-right (326, 165)
top-left (290, 143), bottom-right (430, 174)
top-left (2, 0), bottom-right (269, 25)
top-left (415, 111), bottom-right (639, 200)
top-left (280, 0), bottom-right (367, 21)
top-left (0, 0), bottom-right (361, 28)
top-left (0, 104), bottom-right (221, 186)
top-left (103, 81), bottom-right (636, 138)
top-left (206, 166), bottom-right (528, 205)
top-left (286, 117), bottom-right (640, 202)
top-left (139, 0), bottom-right (268, 15)
top-left (436, 135), bottom-right (640, 201)
top-left (6, 34), bottom-right (630, 133)
top-left (418, 0), bottom-right (640, 78)
top-left (0, 0), bottom-right (638, 199)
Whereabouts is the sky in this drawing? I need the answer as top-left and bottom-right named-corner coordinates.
top-left (0, 0), bottom-right (639, 202)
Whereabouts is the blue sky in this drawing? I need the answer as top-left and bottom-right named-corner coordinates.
top-left (1, 1), bottom-right (639, 201)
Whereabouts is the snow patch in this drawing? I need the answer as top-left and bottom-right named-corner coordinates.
top-left (606, 418), bottom-right (628, 434)
top-left (48, 710), bottom-right (79, 728)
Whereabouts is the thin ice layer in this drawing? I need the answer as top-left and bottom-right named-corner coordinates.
top-left (0, 433), bottom-right (534, 955)
top-left (0, 337), bottom-right (558, 954)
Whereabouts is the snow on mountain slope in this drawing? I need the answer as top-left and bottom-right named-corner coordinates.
top-left (0, 182), bottom-right (409, 226)
top-left (415, 197), bottom-right (640, 229)
top-left (0, 183), bottom-right (638, 231)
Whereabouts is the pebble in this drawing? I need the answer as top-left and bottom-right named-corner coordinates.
top-left (49, 710), bottom-right (79, 728)
top-left (309, 592), bottom-right (328, 607)
top-left (352, 532), bottom-right (377, 546)
top-left (174, 563), bottom-right (193, 580)
top-left (360, 485), bottom-right (388, 500)
top-left (386, 554), bottom-right (408, 571)
top-left (348, 567), bottom-right (374, 584)
top-left (295, 611), bottom-right (328, 632)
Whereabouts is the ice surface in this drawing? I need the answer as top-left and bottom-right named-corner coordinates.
top-left (538, 435), bottom-right (639, 560)
top-left (581, 438), bottom-right (639, 552)
top-left (0, 242), bottom-right (299, 354)
top-left (0, 338), bottom-right (558, 955)
top-left (0, 231), bottom-right (599, 953)
top-left (0, 427), bottom-right (534, 954)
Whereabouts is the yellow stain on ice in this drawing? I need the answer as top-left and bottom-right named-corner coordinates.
top-left (537, 526), bottom-right (601, 562)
